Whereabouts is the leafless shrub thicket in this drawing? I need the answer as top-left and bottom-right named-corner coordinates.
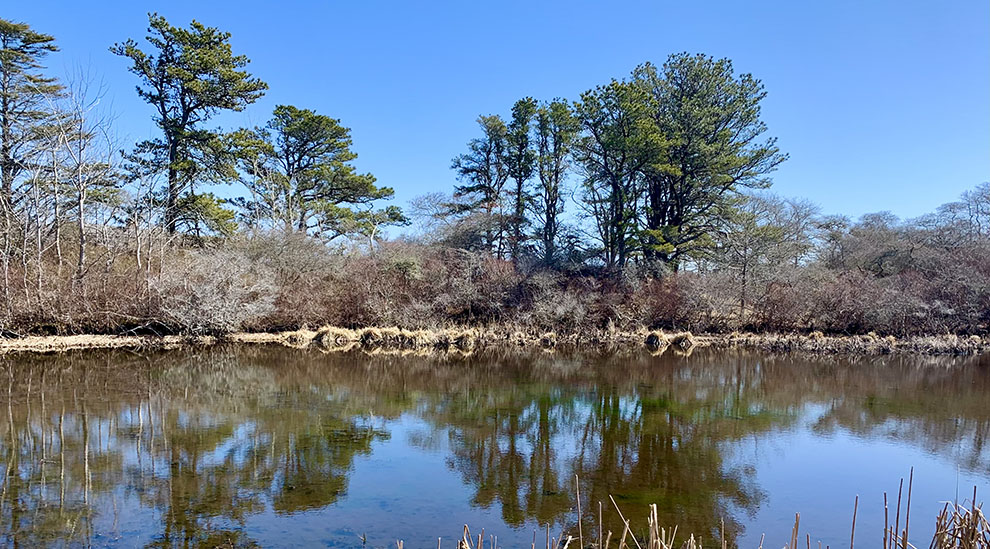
top-left (3, 189), bottom-right (990, 338)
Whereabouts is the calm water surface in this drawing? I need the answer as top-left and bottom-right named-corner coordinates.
top-left (1, 346), bottom-right (988, 548)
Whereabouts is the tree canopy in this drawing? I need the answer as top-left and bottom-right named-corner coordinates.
top-left (0, 18), bottom-right (60, 217)
top-left (447, 52), bottom-right (787, 273)
top-left (236, 105), bottom-right (406, 241)
top-left (111, 13), bottom-right (268, 234)
top-left (634, 53), bottom-right (788, 268)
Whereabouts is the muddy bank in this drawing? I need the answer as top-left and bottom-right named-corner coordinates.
top-left (0, 327), bottom-right (985, 356)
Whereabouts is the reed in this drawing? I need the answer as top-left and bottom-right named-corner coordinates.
top-left (931, 488), bottom-right (990, 549)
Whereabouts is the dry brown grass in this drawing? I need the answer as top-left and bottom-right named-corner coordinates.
top-left (2, 328), bottom-right (985, 357)
top-left (714, 332), bottom-right (990, 356)
top-left (645, 330), bottom-right (669, 350)
top-left (667, 332), bottom-right (697, 354)
top-left (0, 333), bottom-right (211, 354)
top-left (931, 497), bottom-right (990, 548)
top-left (313, 326), bottom-right (359, 349)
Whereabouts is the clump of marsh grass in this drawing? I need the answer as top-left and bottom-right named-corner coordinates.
top-left (358, 326), bottom-right (390, 347)
top-left (508, 330), bottom-right (529, 346)
top-left (451, 328), bottom-right (479, 351)
top-left (282, 327), bottom-right (317, 348)
top-left (433, 328), bottom-right (479, 351)
top-left (401, 329), bottom-right (433, 348)
top-left (644, 330), bottom-right (669, 351)
top-left (931, 490), bottom-right (989, 548)
top-left (669, 331), bottom-right (696, 351)
top-left (313, 326), bottom-right (359, 350)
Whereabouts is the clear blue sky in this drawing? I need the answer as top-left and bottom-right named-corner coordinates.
top-left (7, 0), bottom-right (989, 220)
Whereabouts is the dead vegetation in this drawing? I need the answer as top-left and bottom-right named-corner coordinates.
top-left (2, 327), bottom-right (986, 356)
top-left (273, 325), bottom-right (700, 355)
top-left (931, 495), bottom-right (990, 548)
top-left (715, 332), bottom-right (990, 356)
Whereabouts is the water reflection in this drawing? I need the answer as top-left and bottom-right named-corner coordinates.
top-left (0, 347), bottom-right (987, 547)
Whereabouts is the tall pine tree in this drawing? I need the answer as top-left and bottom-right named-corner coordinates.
top-left (112, 13), bottom-right (267, 234)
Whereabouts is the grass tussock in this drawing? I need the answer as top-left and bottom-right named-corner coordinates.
top-left (282, 328), bottom-right (317, 348)
top-left (313, 326), bottom-right (358, 347)
top-left (932, 498), bottom-right (990, 548)
top-left (669, 331), bottom-right (696, 351)
top-left (645, 330), bottom-right (669, 350)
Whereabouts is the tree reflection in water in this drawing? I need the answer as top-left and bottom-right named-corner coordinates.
top-left (0, 347), bottom-right (986, 547)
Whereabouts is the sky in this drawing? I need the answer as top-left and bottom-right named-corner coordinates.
top-left (6, 0), bottom-right (989, 221)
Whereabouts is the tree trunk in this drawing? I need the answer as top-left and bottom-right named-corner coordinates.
top-left (52, 151), bottom-right (62, 270)
top-left (511, 177), bottom-right (524, 264)
top-left (165, 165), bottom-right (178, 234)
top-left (76, 191), bottom-right (85, 282)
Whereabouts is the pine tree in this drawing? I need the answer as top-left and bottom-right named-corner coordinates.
top-left (112, 13), bottom-right (267, 234)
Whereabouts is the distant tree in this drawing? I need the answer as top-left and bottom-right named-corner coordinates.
top-left (236, 105), bottom-right (405, 242)
top-left (633, 53), bottom-right (787, 270)
top-left (764, 195), bottom-right (820, 267)
top-left (504, 97), bottom-right (537, 264)
top-left (111, 13), bottom-right (267, 234)
top-left (713, 195), bottom-right (788, 318)
top-left (815, 214), bottom-right (852, 267)
top-left (938, 182), bottom-right (990, 242)
top-left (450, 115), bottom-right (510, 255)
top-left (532, 99), bottom-right (578, 267)
top-left (573, 80), bottom-right (660, 272)
top-left (845, 212), bottom-right (916, 278)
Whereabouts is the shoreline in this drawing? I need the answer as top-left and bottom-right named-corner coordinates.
top-left (0, 327), bottom-right (986, 356)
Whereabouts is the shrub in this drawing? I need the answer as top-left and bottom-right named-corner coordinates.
top-left (155, 249), bottom-right (277, 334)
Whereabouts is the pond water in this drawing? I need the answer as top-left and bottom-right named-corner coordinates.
top-left (1, 346), bottom-right (988, 548)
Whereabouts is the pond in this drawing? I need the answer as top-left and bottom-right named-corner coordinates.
top-left (1, 346), bottom-right (988, 548)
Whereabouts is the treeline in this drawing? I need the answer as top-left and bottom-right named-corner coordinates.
top-left (0, 15), bottom-right (987, 337)
top-left (425, 54), bottom-right (786, 274)
top-left (0, 15), bottom-right (403, 334)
